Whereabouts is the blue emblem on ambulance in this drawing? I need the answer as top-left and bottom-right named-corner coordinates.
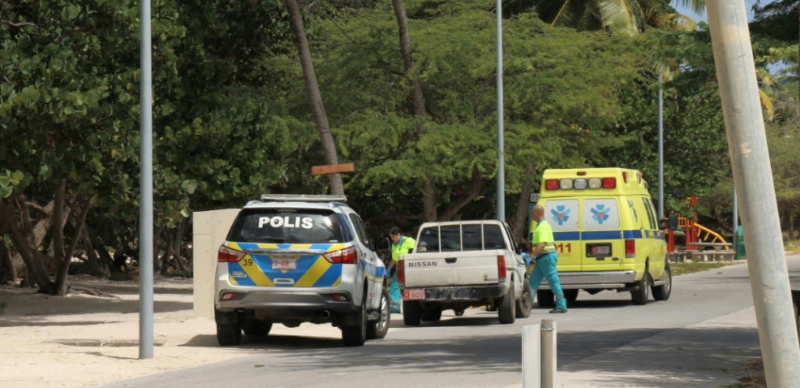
top-left (550, 206), bottom-right (571, 226)
top-left (591, 205), bottom-right (610, 224)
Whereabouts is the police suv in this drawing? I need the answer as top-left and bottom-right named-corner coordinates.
top-left (214, 194), bottom-right (390, 347)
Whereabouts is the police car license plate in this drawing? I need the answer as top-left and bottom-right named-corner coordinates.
top-left (272, 256), bottom-right (297, 270)
top-left (404, 289), bottom-right (425, 301)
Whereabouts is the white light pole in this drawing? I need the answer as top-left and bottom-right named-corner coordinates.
top-left (496, 0), bottom-right (505, 222)
top-left (139, 0), bottom-right (154, 359)
top-left (658, 74), bottom-right (664, 220)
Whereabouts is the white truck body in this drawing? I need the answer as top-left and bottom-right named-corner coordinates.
top-left (398, 220), bottom-right (533, 325)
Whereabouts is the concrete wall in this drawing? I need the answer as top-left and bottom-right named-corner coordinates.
top-left (192, 209), bottom-right (240, 318)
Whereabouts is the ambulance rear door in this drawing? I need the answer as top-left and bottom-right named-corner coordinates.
top-left (541, 199), bottom-right (582, 272)
top-left (581, 198), bottom-right (625, 272)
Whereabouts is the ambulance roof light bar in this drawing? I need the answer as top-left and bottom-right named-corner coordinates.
top-left (260, 194), bottom-right (348, 202)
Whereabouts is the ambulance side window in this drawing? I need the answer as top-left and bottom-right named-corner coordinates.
top-left (641, 198), bottom-right (658, 230)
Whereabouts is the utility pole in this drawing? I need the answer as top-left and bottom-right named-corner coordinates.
top-left (707, 1), bottom-right (800, 386)
top-left (496, 0), bottom-right (505, 222)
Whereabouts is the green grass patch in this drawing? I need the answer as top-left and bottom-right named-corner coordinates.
top-left (672, 261), bottom-right (741, 276)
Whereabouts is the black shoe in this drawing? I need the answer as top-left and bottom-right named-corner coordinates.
top-left (549, 308), bottom-right (567, 314)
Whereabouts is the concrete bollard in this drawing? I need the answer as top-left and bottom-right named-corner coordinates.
top-left (522, 324), bottom-right (541, 388)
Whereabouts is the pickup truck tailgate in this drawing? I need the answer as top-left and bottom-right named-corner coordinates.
top-left (403, 250), bottom-right (503, 288)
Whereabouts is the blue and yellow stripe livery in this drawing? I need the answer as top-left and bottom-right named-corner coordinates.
top-left (225, 242), bottom-right (345, 288)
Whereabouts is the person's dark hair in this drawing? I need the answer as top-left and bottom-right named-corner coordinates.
top-left (389, 226), bottom-right (402, 235)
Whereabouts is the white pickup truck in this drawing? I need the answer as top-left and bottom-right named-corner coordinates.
top-left (398, 220), bottom-right (533, 325)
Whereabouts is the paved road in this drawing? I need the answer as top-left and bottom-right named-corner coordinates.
top-left (101, 255), bottom-right (800, 388)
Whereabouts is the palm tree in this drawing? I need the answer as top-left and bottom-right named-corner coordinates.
top-left (527, 0), bottom-right (706, 35)
top-left (285, 0), bottom-right (345, 195)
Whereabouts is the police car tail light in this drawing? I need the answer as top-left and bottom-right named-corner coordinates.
top-left (218, 245), bottom-right (246, 262)
top-left (220, 292), bottom-right (238, 301)
top-left (602, 177), bottom-right (616, 189)
top-left (323, 246), bottom-right (357, 264)
top-left (625, 239), bottom-right (635, 258)
top-left (398, 260), bottom-right (405, 287)
top-left (545, 179), bottom-right (559, 190)
top-left (497, 255), bottom-right (507, 283)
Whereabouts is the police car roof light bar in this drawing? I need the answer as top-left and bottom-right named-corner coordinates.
top-left (260, 194), bottom-right (348, 202)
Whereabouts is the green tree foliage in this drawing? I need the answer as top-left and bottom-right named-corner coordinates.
top-left (0, 0), bottom-right (309, 289)
top-left (313, 1), bottom-right (645, 229)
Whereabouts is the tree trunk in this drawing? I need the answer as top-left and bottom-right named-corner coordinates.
top-left (393, 0), bottom-right (435, 223)
top-left (172, 221), bottom-right (187, 273)
top-left (439, 167), bottom-right (484, 221)
top-left (86, 226), bottom-right (118, 274)
top-left (423, 179), bottom-right (438, 221)
top-left (511, 159), bottom-right (536, 243)
top-left (82, 228), bottom-right (109, 277)
top-left (285, 0), bottom-right (344, 196)
top-left (0, 198), bottom-right (55, 294)
top-left (53, 196), bottom-right (92, 296)
top-left (392, 0), bottom-right (428, 118)
top-left (0, 236), bottom-right (17, 284)
top-left (790, 210), bottom-right (795, 241)
top-left (8, 197), bottom-right (56, 273)
top-left (51, 180), bottom-right (66, 273)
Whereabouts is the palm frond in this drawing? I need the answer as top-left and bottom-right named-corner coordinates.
top-left (759, 88), bottom-right (775, 122)
top-left (657, 13), bottom-right (697, 32)
top-left (599, 0), bottom-right (642, 36)
top-left (674, 0), bottom-right (706, 15)
top-left (550, 0), bottom-right (575, 27)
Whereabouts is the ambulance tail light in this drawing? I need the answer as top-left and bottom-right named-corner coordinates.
top-left (602, 177), bottom-right (617, 189)
top-left (545, 179), bottom-right (559, 190)
top-left (625, 239), bottom-right (636, 258)
top-left (323, 246), bottom-right (358, 264)
top-left (497, 255), bottom-right (507, 283)
top-left (623, 171), bottom-right (629, 183)
top-left (218, 245), bottom-right (246, 262)
top-left (398, 260), bottom-right (405, 287)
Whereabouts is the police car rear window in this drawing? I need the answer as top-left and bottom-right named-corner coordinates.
top-left (228, 209), bottom-right (346, 243)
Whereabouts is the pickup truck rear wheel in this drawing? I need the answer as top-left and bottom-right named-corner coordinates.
top-left (536, 290), bottom-right (555, 308)
top-left (498, 280), bottom-right (516, 324)
top-left (631, 272), bottom-right (652, 305)
top-left (516, 281), bottom-right (533, 318)
top-left (342, 293), bottom-right (367, 347)
top-left (402, 300), bottom-right (421, 326)
top-left (652, 262), bottom-right (672, 301)
top-left (367, 288), bottom-right (391, 339)
top-left (421, 309), bottom-right (442, 322)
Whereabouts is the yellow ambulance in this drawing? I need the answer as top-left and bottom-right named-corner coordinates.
top-left (532, 168), bottom-right (671, 306)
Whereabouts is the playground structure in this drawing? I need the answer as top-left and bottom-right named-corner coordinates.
top-left (663, 196), bottom-right (737, 262)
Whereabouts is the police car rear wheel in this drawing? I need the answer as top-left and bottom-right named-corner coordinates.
top-left (216, 324), bottom-right (242, 346)
top-left (367, 288), bottom-right (390, 339)
top-left (342, 293), bottom-right (367, 347)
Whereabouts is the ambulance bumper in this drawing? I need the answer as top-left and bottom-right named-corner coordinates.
top-left (538, 270), bottom-right (636, 290)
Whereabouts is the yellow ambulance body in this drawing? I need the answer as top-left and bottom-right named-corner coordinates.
top-left (532, 168), bottom-right (671, 306)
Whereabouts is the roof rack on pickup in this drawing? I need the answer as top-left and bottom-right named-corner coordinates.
top-left (260, 194), bottom-right (348, 202)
